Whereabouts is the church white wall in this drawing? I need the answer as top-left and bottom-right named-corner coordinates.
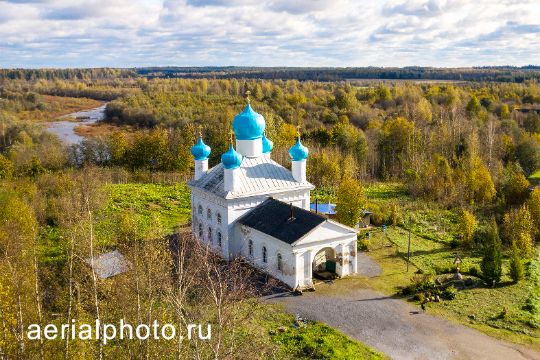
top-left (235, 226), bottom-right (297, 288)
top-left (191, 191), bottom-right (229, 258)
top-left (236, 138), bottom-right (262, 157)
top-left (194, 159), bottom-right (208, 180)
top-left (292, 234), bottom-right (358, 289)
top-left (190, 187), bottom-right (315, 284)
top-left (291, 160), bottom-right (307, 183)
top-left (224, 168), bottom-right (240, 192)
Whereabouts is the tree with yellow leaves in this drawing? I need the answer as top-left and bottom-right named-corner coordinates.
top-left (335, 177), bottom-right (366, 228)
top-left (459, 209), bottom-right (477, 248)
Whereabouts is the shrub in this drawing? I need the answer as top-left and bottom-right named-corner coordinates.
top-left (402, 274), bottom-right (436, 295)
top-left (468, 266), bottom-right (479, 277)
top-left (442, 285), bottom-right (457, 300)
top-left (357, 238), bottom-right (369, 251)
top-left (414, 293), bottom-right (426, 303)
top-left (434, 265), bottom-right (455, 275)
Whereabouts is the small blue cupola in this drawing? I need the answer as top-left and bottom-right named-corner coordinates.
top-left (232, 92), bottom-right (265, 140)
top-left (221, 144), bottom-right (243, 169)
top-left (289, 136), bottom-right (309, 161)
top-left (191, 136), bottom-right (211, 160)
top-left (262, 132), bottom-right (273, 154)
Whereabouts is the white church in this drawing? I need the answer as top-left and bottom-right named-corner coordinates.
top-left (188, 96), bottom-right (358, 290)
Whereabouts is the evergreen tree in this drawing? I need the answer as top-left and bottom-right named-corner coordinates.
top-left (509, 243), bottom-right (525, 283)
top-left (481, 219), bottom-right (503, 286)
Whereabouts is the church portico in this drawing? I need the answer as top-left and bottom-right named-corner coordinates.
top-left (187, 94), bottom-right (358, 290)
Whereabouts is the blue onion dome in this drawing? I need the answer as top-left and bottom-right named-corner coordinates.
top-left (289, 137), bottom-right (309, 161)
top-left (191, 137), bottom-right (211, 160)
top-left (262, 133), bottom-right (273, 154)
top-left (221, 144), bottom-right (243, 169)
top-left (232, 104), bottom-right (266, 140)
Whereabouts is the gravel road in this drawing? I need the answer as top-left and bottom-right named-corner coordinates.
top-left (265, 255), bottom-right (539, 360)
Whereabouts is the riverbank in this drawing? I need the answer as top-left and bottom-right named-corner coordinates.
top-left (18, 95), bottom-right (103, 122)
top-left (46, 103), bottom-right (107, 144)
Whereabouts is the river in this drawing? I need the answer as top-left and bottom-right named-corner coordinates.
top-left (46, 104), bottom-right (107, 145)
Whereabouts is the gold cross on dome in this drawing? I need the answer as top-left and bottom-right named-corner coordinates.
top-left (296, 125), bottom-right (301, 137)
top-left (229, 128), bottom-right (234, 143)
top-left (245, 90), bottom-right (251, 104)
top-left (197, 125), bottom-right (203, 138)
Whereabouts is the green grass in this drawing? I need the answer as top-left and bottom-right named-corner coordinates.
top-left (365, 182), bottom-right (409, 200)
top-left (104, 183), bottom-right (191, 229)
top-left (372, 226), bottom-right (481, 274)
top-left (95, 183), bottom-right (191, 246)
top-left (530, 170), bottom-right (540, 183)
top-left (358, 244), bottom-right (540, 351)
top-left (261, 305), bottom-right (386, 359)
top-left (361, 213), bottom-right (540, 351)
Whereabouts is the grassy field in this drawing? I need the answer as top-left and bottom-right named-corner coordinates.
top-left (260, 305), bottom-right (386, 359)
top-left (95, 182), bottom-right (191, 246)
top-left (18, 95), bottom-right (103, 122)
top-left (357, 183), bottom-right (540, 351)
top-left (361, 243), bottom-right (540, 350)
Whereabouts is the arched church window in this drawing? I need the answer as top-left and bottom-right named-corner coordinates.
top-left (208, 227), bottom-right (213, 243)
top-left (198, 223), bottom-right (203, 238)
top-left (217, 213), bottom-right (222, 224)
top-left (207, 208), bottom-right (212, 220)
top-left (277, 253), bottom-right (282, 271)
top-left (217, 231), bottom-right (222, 247)
top-left (262, 246), bottom-right (267, 263)
top-left (198, 205), bottom-right (203, 216)
top-left (248, 240), bottom-right (253, 257)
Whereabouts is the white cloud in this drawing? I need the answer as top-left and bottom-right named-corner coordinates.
top-left (0, 0), bottom-right (538, 67)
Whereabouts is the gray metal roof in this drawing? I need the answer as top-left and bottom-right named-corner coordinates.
top-left (86, 250), bottom-right (130, 279)
top-left (188, 156), bottom-right (313, 199)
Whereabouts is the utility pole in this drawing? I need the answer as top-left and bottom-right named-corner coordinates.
top-left (407, 215), bottom-right (411, 272)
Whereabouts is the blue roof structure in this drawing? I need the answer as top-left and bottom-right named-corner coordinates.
top-left (191, 137), bottom-right (211, 160)
top-left (232, 104), bottom-right (265, 140)
top-left (310, 203), bottom-right (336, 215)
top-left (289, 137), bottom-right (309, 161)
top-left (262, 133), bottom-right (273, 153)
top-left (221, 144), bottom-right (243, 169)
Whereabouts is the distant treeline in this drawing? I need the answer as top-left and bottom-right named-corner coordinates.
top-left (138, 66), bottom-right (540, 83)
top-left (2, 66), bottom-right (540, 82)
top-left (0, 68), bottom-right (137, 81)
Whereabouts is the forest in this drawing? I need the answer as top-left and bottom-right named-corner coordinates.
top-left (1, 70), bottom-right (540, 358)
top-left (3, 66), bottom-right (540, 82)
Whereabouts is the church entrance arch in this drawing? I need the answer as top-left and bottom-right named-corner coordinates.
top-left (312, 247), bottom-right (337, 280)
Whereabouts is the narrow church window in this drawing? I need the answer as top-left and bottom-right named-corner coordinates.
top-left (198, 223), bottom-right (203, 238)
top-left (217, 231), bottom-right (222, 247)
top-left (277, 253), bottom-right (282, 271)
top-left (207, 208), bottom-right (212, 220)
top-left (198, 205), bottom-right (203, 216)
top-left (208, 227), bottom-right (212, 243)
top-left (248, 240), bottom-right (253, 257)
top-left (217, 213), bottom-right (222, 224)
top-left (262, 246), bottom-right (267, 263)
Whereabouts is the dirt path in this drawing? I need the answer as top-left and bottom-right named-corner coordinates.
top-left (267, 286), bottom-right (539, 360)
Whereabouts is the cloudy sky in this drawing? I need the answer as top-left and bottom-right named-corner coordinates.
top-left (0, 0), bottom-right (539, 68)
